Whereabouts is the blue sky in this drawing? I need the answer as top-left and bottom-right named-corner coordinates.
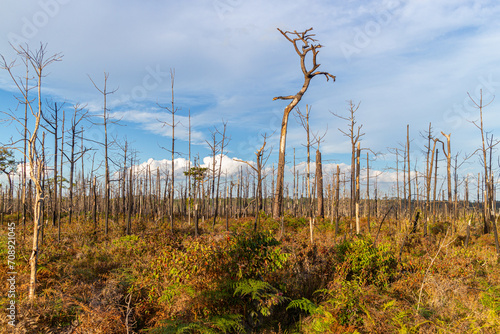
top-left (1, 0), bottom-right (500, 195)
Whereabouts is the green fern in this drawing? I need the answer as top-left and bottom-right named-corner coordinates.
top-left (233, 279), bottom-right (275, 299)
top-left (286, 297), bottom-right (318, 314)
top-left (233, 279), bottom-right (288, 319)
top-left (153, 314), bottom-right (244, 334)
top-left (210, 314), bottom-right (245, 333)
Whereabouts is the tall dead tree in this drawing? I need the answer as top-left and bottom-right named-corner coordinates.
top-left (272, 27), bottom-right (335, 219)
top-left (212, 122), bottom-right (230, 228)
top-left (335, 165), bottom-right (340, 235)
top-left (159, 69), bottom-right (180, 232)
top-left (424, 130), bottom-right (439, 236)
top-left (355, 141), bottom-right (361, 234)
top-left (467, 90), bottom-right (499, 235)
top-left (1, 43), bottom-right (62, 300)
top-left (388, 147), bottom-right (402, 218)
top-left (440, 132), bottom-right (452, 221)
top-left (21, 53), bottom-right (29, 231)
top-left (89, 72), bottom-right (117, 235)
top-left (63, 104), bottom-right (89, 226)
top-left (315, 149), bottom-right (324, 218)
top-left (407, 124), bottom-right (412, 217)
top-left (433, 148), bottom-right (439, 226)
top-left (42, 102), bottom-right (64, 228)
top-left (59, 109), bottom-right (65, 241)
top-left (187, 109), bottom-right (192, 225)
top-left (206, 128), bottom-right (221, 220)
top-left (366, 152), bottom-right (370, 232)
top-left (332, 101), bottom-right (364, 223)
top-left (295, 106), bottom-right (313, 216)
top-left (234, 133), bottom-right (272, 230)
top-left (115, 138), bottom-right (129, 221)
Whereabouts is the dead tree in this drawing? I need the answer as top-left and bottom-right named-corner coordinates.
top-left (388, 147), bottom-right (403, 219)
top-left (63, 104), bottom-right (90, 226)
top-left (1, 43), bottom-right (62, 300)
top-left (407, 125), bottom-right (412, 217)
top-left (315, 149), bottom-right (324, 218)
top-left (366, 152), bottom-right (370, 232)
top-left (159, 69), bottom-right (180, 232)
top-left (234, 133), bottom-right (272, 230)
top-left (187, 109), bottom-right (192, 225)
top-left (42, 102), bottom-right (64, 228)
top-left (467, 90), bottom-right (499, 235)
top-left (115, 138), bottom-right (130, 223)
top-left (272, 27), bottom-right (335, 219)
top-left (424, 131), bottom-right (439, 236)
top-left (335, 165), bottom-right (340, 235)
top-left (0, 149), bottom-right (16, 212)
top-left (212, 122), bottom-right (230, 228)
top-left (356, 141), bottom-right (361, 234)
top-left (206, 128), bottom-right (220, 219)
top-left (21, 53), bottom-right (30, 231)
top-left (295, 106), bottom-right (313, 216)
top-left (59, 109), bottom-right (65, 240)
top-left (440, 132), bottom-right (452, 221)
top-left (332, 101), bottom-right (364, 224)
top-left (432, 148), bottom-right (439, 226)
top-left (312, 129), bottom-right (327, 219)
top-left (89, 72), bottom-right (118, 235)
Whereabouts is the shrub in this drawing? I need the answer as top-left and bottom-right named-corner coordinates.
top-left (142, 231), bottom-right (290, 331)
top-left (335, 237), bottom-right (397, 288)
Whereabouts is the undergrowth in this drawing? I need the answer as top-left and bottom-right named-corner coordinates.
top-left (0, 214), bottom-right (499, 333)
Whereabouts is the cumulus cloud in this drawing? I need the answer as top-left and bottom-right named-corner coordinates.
top-left (128, 154), bottom-right (251, 180)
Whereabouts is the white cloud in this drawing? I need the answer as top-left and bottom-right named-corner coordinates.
top-left (128, 157), bottom-right (190, 179)
top-left (128, 154), bottom-right (249, 180)
top-left (200, 154), bottom-right (247, 176)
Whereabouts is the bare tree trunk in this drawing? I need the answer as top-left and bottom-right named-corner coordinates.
top-left (272, 28), bottom-right (335, 219)
top-left (43, 102), bottom-right (60, 227)
top-left (298, 106), bottom-right (312, 217)
top-left (104, 85), bottom-right (110, 235)
top-left (93, 176), bottom-right (97, 232)
top-left (355, 142), bottom-right (361, 234)
top-left (441, 132), bottom-right (452, 222)
top-left (433, 149), bottom-right (439, 228)
top-left (58, 110), bottom-right (65, 241)
top-left (468, 91), bottom-right (495, 234)
top-left (22, 55), bottom-right (28, 227)
top-left (316, 149), bottom-right (324, 218)
top-left (213, 122), bottom-right (229, 228)
top-left (1, 45), bottom-right (62, 300)
top-left (407, 124), bottom-right (412, 217)
top-left (81, 126), bottom-right (86, 218)
top-left (127, 167), bottom-right (133, 235)
top-left (188, 110), bottom-right (191, 226)
top-left (169, 70), bottom-right (176, 231)
top-left (89, 73), bottom-right (117, 236)
top-left (425, 135), bottom-right (438, 237)
top-left (335, 165), bottom-right (340, 236)
top-left (366, 152), bottom-right (370, 233)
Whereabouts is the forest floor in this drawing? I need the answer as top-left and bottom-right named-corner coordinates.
top-left (1, 213), bottom-right (500, 333)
